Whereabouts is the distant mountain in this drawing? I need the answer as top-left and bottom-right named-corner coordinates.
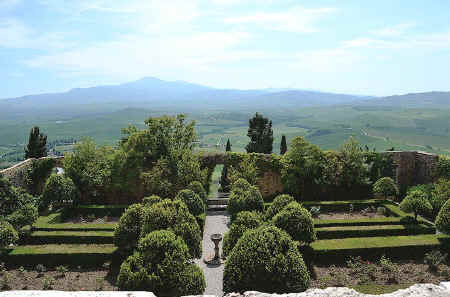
top-left (355, 91), bottom-right (450, 108)
top-left (1, 77), bottom-right (449, 122)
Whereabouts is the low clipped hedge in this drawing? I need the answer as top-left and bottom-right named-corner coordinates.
top-left (316, 224), bottom-right (435, 240)
top-left (308, 234), bottom-right (450, 264)
top-left (0, 244), bottom-right (119, 266)
top-left (62, 205), bottom-right (127, 218)
top-left (223, 225), bottom-right (310, 293)
top-left (22, 231), bottom-right (114, 244)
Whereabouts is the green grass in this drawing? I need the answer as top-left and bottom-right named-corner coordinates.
top-left (351, 284), bottom-right (412, 295)
top-left (316, 224), bottom-right (434, 239)
top-left (208, 164), bottom-right (224, 198)
top-left (312, 234), bottom-right (450, 251)
top-left (33, 211), bottom-right (117, 231)
top-left (5, 244), bottom-right (117, 255)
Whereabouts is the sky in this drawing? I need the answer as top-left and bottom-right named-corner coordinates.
top-left (1, 0), bottom-right (450, 98)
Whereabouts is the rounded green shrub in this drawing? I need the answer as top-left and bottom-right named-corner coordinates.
top-left (114, 203), bottom-right (145, 251)
top-left (117, 230), bottom-right (205, 296)
top-left (227, 185), bottom-right (264, 220)
top-left (223, 225), bottom-right (310, 293)
top-left (0, 221), bottom-right (19, 249)
top-left (223, 211), bottom-right (263, 257)
top-left (175, 189), bottom-right (205, 216)
top-left (141, 199), bottom-right (202, 258)
top-left (7, 203), bottom-right (38, 229)
top-left (187, 181), bottom-right (207, 204)
top-left (42, 174), bottom-right (79, 208)
top-left (373, 177), bottom-right (399, 199)
top-left (436, 199), bottom-right (450, 234)
top-left (117, 252), bottom-right (148, 290)
top-left (142, 195), bottom-right (162, 206)
top-left (430, 179), bottom-right (450, 218)
top-left (272, 201), bottom-right (316, 244)
top-left (400, 190), bottom-right (432, 221)
top-left (231, 178), bottom-right (251, 193)
top-left (265, 194), bottom-right (295, 220)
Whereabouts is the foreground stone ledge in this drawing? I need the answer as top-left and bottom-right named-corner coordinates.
top-left (0, 292), bottom-right (156, 297)
top-left (222, 284), bottom-right (450, 297)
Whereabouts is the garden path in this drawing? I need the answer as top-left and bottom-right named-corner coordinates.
top-left (195, 210), bottom-right (230, 297)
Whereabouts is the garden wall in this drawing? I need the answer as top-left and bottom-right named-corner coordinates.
top-left (0, 152), bottom-right (440, 201)
top-left (0, 156), bottom-right (63, 188)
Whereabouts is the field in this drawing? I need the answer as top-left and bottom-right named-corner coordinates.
top-left (1, 105), bottom-right (449, 169)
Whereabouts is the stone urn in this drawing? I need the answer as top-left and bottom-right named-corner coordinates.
top-left (204, 233), bottom-right (223, 265)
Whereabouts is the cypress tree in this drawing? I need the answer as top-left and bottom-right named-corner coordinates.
top-left (220, 139), bottom-right (232, 192)
top-left (245, 113), bottom-right (273, 154)
top-left (25, 126), bottom-right (47, 159)
top-left (280, 135), bottom-right (287, 155)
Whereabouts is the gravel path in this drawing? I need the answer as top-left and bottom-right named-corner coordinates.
top-left (195, 210), bottom-right (230, 297)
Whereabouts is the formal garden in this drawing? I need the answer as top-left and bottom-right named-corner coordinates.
top-left (0, 113), bottom-right (449, 295)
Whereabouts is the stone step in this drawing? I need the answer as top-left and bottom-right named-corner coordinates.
top-left (217, 192), bottom-right (230, 198)
top-left (207, 198), bottom-right (229, 206)
top-left (207, 204), bottom-right (228, 211)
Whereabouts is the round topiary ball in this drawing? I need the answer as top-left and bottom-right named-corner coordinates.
top-left (6, 203), bottom-right (38, 229)
top-left (272, 201), bottom-right (316, 244)
top-left (223, 225), bottom-right (310, 293)
top-left (0, 221), bottom-right (19, 249)
top-left (265, 194), bottom-right (296, 220)
top-left (187, 181), bottom-right (207, 204)
top-left (114, 203), bottom-right (145, 251)
top-left (117, 230), bottom-right (205, 296)
top-left (41, 174), bottom-right (79, 208)
top-left (227, 185), bottom-right (264, 220)
top-left (436, 199), bottom-right (450, 234)
top-left (400, 190), bottom-right (432, 221)
top-left (175, 189), bottom-right (205, 216)
top-left (141, 199), bottom-right (202, 258)
top-left (373, 177), bottom-right (399, 199)
top-left (223, 211), bottom-right (263, 257)
top-left (142, 195), bottom-right (162, 207)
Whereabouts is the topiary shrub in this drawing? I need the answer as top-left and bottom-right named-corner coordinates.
top-left (187, 181), bottom-right (207, 204)
top-left (430, 179), bottom-right (450, 218)
top-left (175, 189), bottom-right (205, 216)
top-left (141, 199), bottom-right (202, 258)
top-left (272, 201), bottom-right (316, 244)
top-left (227, 184), bottom-right (264, 220)
top-left (223, 225), bottom-right (310, 293)
top-left (142, 195), bottom-right (162, 206)
top-left (117, 230), bottom-right (205, 296)
top-left (223, 211), bottom-right (263, 257)
top-left (6, 203), bottom-right (38, 230)
top-left (41, 174), bottom-right (80, 209)
top-left (373, 177), bottom-right (399, 199)
top-left (230, 178), bottom-right (251, 195)
top-left (400, 190), bottom-right (432, 221)
top-left (114, 204), bottom-right (145, 251)
top-left (0, 221), bottom-right (19, 249)
top-left (265, 194), bottom-right (295, 220)
top-left (436, 199), bottom-right (450, 234)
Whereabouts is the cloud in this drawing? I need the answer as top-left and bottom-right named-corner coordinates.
top-left (372, 23), bottom-right (415, 37)
top-left (0, 18), bottom-right (74, 50)
top-left (25, 31), bottom-right (254, 80)
top-left (224, 6), bottom-right (335, 33)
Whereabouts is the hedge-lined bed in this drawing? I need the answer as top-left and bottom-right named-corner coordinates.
top-left (33, 211), bottom-right (117, 232)
top-left (66, 205), bottom-right (127, 217)
top-left (22, 230), bottom-right (114, 244)
top-left (307, 234), bottom-right (450, 263)
top-left (316, 224), bottom-right (435, 240)
top-left (0, 244), bottom-right (119, 266)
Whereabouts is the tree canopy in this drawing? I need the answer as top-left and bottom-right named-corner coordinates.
top-left (245, 112), bottom-right (273, 154)
top-left (25, 126), bottom-right (47, 159)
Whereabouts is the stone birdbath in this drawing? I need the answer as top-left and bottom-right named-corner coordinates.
top-left (204, 233), bottom-right (223, 265)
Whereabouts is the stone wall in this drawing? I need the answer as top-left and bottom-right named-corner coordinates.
top-left (0, 152), bottom-right (441, 200)
top-left (0, 156), bottom-right (64, 188)
top-left (385, 151), bottom-right (439, 193)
